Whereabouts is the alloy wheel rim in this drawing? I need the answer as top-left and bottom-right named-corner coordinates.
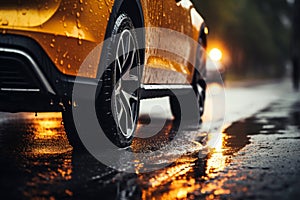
top-left (112, 29), bottom-right (139, 138)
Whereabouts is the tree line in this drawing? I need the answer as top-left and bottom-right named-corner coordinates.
top-left (192, 0), bottom-right (293, 79)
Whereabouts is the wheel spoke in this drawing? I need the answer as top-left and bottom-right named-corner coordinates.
top-left (129, 48), bottom-right (137, 70)
top-left (119, 80), bottom-right (138, 96)
top-left (116, 97), bottom-right (124, 122)
top-left (116, 55), bottom-right (122, 74)
top-left (122, 33), bottom-right (130, 68)
top-left (127, 33), bottom-right (131, 57)
top-left (119, 90), bottom-right (135, 134)
top-left (115, 82), bottom-right (121, 95)
top-left (112, 29), bottom-right (140, 138)
top-left (121, 36), bottom-right (126, 62)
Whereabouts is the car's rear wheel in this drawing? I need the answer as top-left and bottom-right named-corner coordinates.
top-left (169, 79), bottom-right (205, 126)
top-left (193, 78), bottom-right (206, 118)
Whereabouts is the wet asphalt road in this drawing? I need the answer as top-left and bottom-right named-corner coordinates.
top-left (0, 80), bottom-right (300, 200)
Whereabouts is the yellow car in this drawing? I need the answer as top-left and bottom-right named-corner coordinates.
top-left (0, 0), bottom-right (207, 148)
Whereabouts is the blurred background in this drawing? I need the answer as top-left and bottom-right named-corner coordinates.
top-left (191, 0), bottom-right (300, 88)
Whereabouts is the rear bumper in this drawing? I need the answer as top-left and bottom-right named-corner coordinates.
top-left (0, 34), bottom-right (74, 112)
top-left (0, 47), bottom-right (55, 94)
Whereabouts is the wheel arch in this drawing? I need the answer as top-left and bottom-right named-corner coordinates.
top-left (192, 22), bottom-right (207, 116)
top-left (120, 0), bottom-right (145, 65)
top-left (120, 0), bottom-right (144, 29)
top-left (102, 0), bottom-right (145, 71)
top-left (104, 0), bottom-right (144, 39)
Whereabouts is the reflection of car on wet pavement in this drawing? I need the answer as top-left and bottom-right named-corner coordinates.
top-left (0, 0), bottom-right (207, 148)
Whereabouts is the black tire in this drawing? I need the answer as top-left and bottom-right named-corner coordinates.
top-left (63, 12), bottom-right (143, 149)
top-left (95, 13), bottom-right (142, 148)
top-left (169, 81), bottom-right (205, 127)
top-left (170, 69), bottom-right (206, 125)
top-left (170, 95), bottom-right (181, 125)
top-left (193, 27), bottom-right (207, 121)
top-left (62, 107), bottom-right (85, 150)
top-left (193, 78), bottom-right (206, 118)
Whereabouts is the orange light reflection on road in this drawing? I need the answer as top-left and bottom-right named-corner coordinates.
top-left (22, 112), bottom-right (72, 155)
top-left (22, 151), bottom-right (73, 199)
top-left (33, 120), bottom-right (61, 139)
top-left (139, 160), bottom-right (199, 200)
top-left (15, 113), bottom-right (74, 198)
top-left (206, 132), bottom-right (227, 179)
top-left (139, 121), bottom-right (236, 199)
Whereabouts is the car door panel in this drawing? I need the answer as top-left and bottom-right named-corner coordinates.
top-left (141, 0), bottom-right (198, 84)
